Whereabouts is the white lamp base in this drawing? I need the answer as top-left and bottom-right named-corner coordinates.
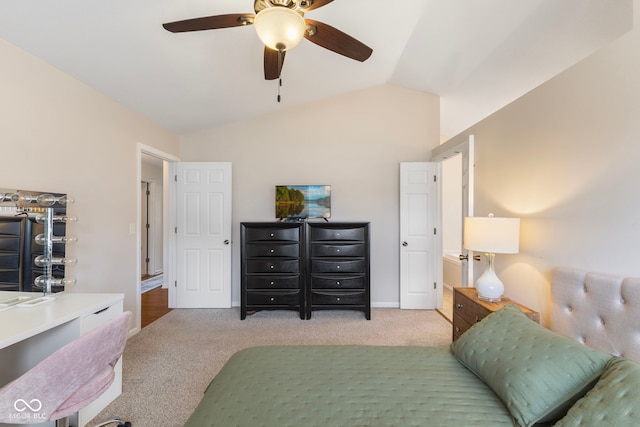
top-left (475, 253), bottom-right (504, 302)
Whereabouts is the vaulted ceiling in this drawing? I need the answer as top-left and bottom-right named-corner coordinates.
top-left (0, 0), bottom-right (633, 137)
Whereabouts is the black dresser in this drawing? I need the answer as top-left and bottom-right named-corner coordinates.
top-left (240, 222), bottom-right (370, 320)
top-left (307, 222), bottom-right (370, 319)
top-left (240, 222), bottom-right (305, 320)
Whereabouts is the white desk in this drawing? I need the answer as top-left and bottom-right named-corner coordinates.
top-left (0, 291), bottom-right (124, 427)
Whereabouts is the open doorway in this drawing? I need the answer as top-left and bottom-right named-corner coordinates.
top-left (140, 153), bottom-right (170, 327)
top-left (141, 159), bottom-right (163, 280)
top-left (137, 145), bottom-right (179, 330)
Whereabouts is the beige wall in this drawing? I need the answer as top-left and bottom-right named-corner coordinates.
top-left (443, 23), bottom-right (640, 325)
top-left (180, 84), bottom-right (440, 306)
top-left (0, 38), bottom-right (179, 330)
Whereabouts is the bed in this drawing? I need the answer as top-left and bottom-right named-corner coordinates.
top-left (184, 267), bottom-right (640, 427)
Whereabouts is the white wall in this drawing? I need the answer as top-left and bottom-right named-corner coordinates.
top-left (442, 20), bottom-right (640, 325)
top-left (0, 38), bottom-right (179, 330)
top-left (180, 84), bottom-right (440, 307)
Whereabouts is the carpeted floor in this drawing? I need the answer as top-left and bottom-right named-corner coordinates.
top-left (90, 308), bottom-right (453, 427)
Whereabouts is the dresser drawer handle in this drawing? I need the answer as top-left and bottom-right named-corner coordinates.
top-left (336, 297), bottom-right (341, 301)
top-left (456, 303), bottom-right (463, 309)
top-left (270, 265), bottom-right (274, 269)
top-left (270, 249), bottom-right (274, 253)
top-left (336, 265), bottom-right (340, 269)
top-left (270, 297), bottom-right (275, 302)
top-left (455, 326), bottom-right (461, 332)
top-left (475, 315), bottom-right (482, 322)
top-left (93, 307), bottom-right (109, 315)
top-left (336, 281), bottom-right (341, 285)
top-left (269, 281), bottom-right (275, 285)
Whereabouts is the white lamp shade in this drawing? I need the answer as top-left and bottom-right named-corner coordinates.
top-left (463, 216), bottom-right (520, 254)
top-left (253, 7), bottom-right (306, 51)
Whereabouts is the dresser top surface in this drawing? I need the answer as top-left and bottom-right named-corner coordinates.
top-left (454, 287), bottom-right (538, 315)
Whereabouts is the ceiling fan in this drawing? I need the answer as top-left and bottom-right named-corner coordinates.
top-left (162, 0), bottom-right (373, 80)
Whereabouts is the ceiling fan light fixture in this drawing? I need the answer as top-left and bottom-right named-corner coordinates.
top-left (254, 7), bottom-right (306, 51)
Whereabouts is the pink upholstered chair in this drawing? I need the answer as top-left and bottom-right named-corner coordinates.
top-left (0, 311), bottom-right (132, 427)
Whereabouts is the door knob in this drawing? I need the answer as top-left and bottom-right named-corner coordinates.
top-left (402, 241), bottom-right (408, 247)
top-left (224, 240), bottom-right (230, 245)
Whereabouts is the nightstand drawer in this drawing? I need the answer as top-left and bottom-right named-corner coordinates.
top-left (311, 291), bottom-right (366, 305)
top-left (245, 259), bottom-right (300, 274)
top-left (452, 313), bottom-right (474, 340)
top-left (454, 290), bottom-right (489, 325)
top-left (310, 275), bottom-right (365, 289)
top-left (246, 275), bottom-right (300, 290)
top-left (246, 291), bottom-right (300, 306)
top-left (452, 287), bottom-right (540, 341)
top-left (311, 259), bottom-right (366, 274)
top-left (244, 227), bottom-right (300, 242)
top-left (310, 227), bottom-right (366, 242)
top-left (311, 243), bottom-right (365, 257)
top-left (244, 242), bottom-right (299, 257)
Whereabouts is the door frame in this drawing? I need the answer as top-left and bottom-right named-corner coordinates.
top-left (136, 143), bottom-right (180, 331)
top-left (431, 134), bottom-right (475, 287)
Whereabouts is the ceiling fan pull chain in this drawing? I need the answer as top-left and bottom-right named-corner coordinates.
top-left (276, 46), bottom-right (284, 102)
top-left (277, 78), bottom-right (282, 102)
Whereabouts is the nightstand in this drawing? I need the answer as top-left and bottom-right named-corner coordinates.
top-left (453, 287), bottom-right (540, 341)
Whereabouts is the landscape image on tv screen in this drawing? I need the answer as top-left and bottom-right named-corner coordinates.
top-left (275, 185), bottom-right (331, 219)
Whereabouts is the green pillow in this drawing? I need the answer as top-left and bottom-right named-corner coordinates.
top-left (450, 304), bottom-right (613, 427)
top-left (554, 357), bottom-right (640, 426)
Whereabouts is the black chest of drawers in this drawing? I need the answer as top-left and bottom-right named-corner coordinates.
top-left (241, 222), bottom-right (370, 320)
top-left (307, 222), bottom-right (370, 320)
top-left (241, 222), bottom-right (305, 319)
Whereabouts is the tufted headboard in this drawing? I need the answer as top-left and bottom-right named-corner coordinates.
top-left (550, 267), bottom-right (640, 363)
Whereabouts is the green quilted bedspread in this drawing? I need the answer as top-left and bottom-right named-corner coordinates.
top-left (184, 345), bottom-right (515, 426)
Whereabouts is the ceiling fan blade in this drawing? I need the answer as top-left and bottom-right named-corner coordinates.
top-left (162, 14), bottom-right (254, 33)
top-left (304, 20), bottom-right (372, 62)
top-left (301, 0), bottom-right (335, 11)
top-left (264, 47), bottom-right (286, 80)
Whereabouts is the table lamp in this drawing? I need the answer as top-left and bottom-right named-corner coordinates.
top-left (463, 214), bottom-right (520, 301)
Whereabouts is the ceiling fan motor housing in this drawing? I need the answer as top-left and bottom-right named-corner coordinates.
top-left (254, 0), bottom-right (311, 13)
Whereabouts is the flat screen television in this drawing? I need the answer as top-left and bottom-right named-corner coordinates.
top-left (275, 185), bottom-right (331, 220)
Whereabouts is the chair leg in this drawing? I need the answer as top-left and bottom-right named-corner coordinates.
top-left (92, 418), bottom-right (131, 427)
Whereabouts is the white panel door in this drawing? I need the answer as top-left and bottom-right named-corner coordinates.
top-left (400, 162), bottom-right (441, 309)
top-left (176, 162), bottom-right (232, 308)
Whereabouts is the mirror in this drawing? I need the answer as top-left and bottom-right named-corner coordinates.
top-left (0, 188), bottom-right (71, 293)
